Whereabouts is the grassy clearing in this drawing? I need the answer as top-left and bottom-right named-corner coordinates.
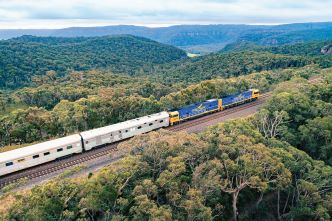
top-left (0, 177), bottom-right (29, 196)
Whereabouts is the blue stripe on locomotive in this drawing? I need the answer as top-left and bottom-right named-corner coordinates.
top-left (177, 99), bottom-right (219, 119)
top-left (222, 90), bottom-right (253, 106)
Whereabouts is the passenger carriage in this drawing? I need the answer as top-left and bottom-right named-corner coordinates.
top-left (80, 111), bottom-right (170, 151)
top-left (0, 135), bottom-right (82, 176)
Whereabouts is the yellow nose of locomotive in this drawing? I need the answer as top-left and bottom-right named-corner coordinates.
top-left (169, 111), bottom-right (180, 125)
top-left (251, 89), bottom-right (260, 99)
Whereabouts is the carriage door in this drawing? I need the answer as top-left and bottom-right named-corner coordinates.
top-left (96, 136), bottom-right (102, 146)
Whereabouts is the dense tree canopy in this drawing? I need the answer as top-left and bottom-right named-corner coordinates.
top-left (222, 40), bottom-right (332, 56)
top-left (0, 35), bottom-right (187, 88)
top-left (2, 35), bottom-right (331, 90)
top-left (255, 71), bottom-right (332, 165)
top-left (149, 51), bottom-right (316, 85)
top-left (1, 120), bottom-right (331, 221)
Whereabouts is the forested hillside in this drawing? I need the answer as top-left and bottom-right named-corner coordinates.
top-left (222, 39), bottom-right (332, 56)
top-left (0, 35), bottom-right (187, 88)
top-left (149, 51), bottom-right (317, 84)
top-left (1, 34), bottom-right (332, 90)
top-left (1, 72), bottom-right (332, 220)
top-left (1, 40), bottom-right (323, 92)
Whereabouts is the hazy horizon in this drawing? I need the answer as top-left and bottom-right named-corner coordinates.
top-left (0, 21), bottom-right (332, 30)
top-left (0, 0), bottom-right (331, 29)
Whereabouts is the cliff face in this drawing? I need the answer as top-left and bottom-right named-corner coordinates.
top-left (321, 45), bottom-right (332, 54)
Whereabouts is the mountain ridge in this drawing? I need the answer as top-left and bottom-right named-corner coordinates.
top-left (1, 22), bottom-right (332, 53)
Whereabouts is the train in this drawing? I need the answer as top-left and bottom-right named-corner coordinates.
top-left (0, 89), bottom-right (260, 176)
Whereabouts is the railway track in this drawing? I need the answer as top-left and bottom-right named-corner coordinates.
top-left (0, 76), bottom-right (322, 189)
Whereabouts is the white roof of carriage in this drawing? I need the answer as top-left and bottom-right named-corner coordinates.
top-left (80, 111), bottom-right (169, 140)
top-left (0, 134), bottom-right (82, 163)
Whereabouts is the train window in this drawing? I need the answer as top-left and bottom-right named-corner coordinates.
top-left (57, 148), bottom-right (63, 152)
top-left (160, 120), bottom-right (164, 123)
top-left (44, 152), bottom-right (50, 156)
top-left (33, 155), bottom-right (39, 159)
top-left (149, 123), bottom-right (153, 126)
top-left (67, 145), bottom-right (73, 150)
top-left (5, 162), bottom-right (13, 167)
top-left (138, 126), bottom-right (142, 129)
top-left (18, 158), bottom-right (25, 163)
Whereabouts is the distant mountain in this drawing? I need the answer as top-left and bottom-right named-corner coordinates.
top-left (1, 22), bottom-right (332, 53)
top-left (0, 35), bottom-right (187, 89)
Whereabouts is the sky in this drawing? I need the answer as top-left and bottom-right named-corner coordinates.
top-left (0, 0), bottom-right (331, 29)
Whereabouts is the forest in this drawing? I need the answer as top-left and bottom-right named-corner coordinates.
top-left (148, 51), bottom-right (317, 84)
top-left (0, 35), bottom-right (187, 88)
top-left (221, 40), bottom-right (332, 56)
top-left (0, 36), bottom-right (332, 220)
top-left (1, 36), bottom-right (332, 90)
top-left (1, 74), bottom-right (332, 220)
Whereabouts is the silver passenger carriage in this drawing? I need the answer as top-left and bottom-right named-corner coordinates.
top-left (0, 134), bottom-right (82, 176)
top-left (80, 111), bottom-right (170, 150)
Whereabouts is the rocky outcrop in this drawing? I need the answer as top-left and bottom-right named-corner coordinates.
top-left (321, 45), bottom-right (332, 54)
